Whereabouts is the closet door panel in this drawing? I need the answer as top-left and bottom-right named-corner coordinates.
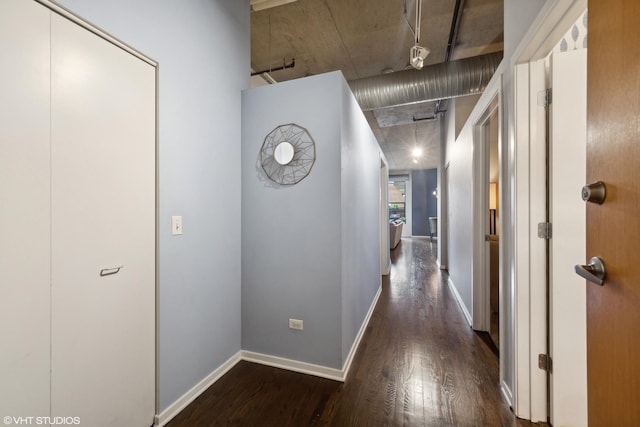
top-left (50, 13), bottom-right (155, 427)
top-left (0, 0), bottom-right (51, 417)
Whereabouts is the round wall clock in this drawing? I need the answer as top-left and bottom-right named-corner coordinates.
top-left (260, 123), bottom-right (316, 185)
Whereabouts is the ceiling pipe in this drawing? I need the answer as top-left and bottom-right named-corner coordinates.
top-left (445, 0), bottom-right (465, 63)
top-left (348, 51), bottom-right (502, 111)
top-left (250, 58), bottom-right (295, 76)
top-left (433, 0), bottom-right (466, 116)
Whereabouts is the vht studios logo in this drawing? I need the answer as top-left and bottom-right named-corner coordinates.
top-left (3, 416), bottom-right (81, 425)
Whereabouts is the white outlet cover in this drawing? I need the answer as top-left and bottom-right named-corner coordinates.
top-left (289, 318), bottom-right (303, 330)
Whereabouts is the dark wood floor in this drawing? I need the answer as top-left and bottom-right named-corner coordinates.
top-left (168, 238), bottom-right (541, 426)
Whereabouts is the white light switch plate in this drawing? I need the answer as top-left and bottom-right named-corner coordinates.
top-left (171, 216), bottom-right (183, 235)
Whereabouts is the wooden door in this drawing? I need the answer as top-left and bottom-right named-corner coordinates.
top-left (50, 11), bottom-right (156, 427)
top-left (586, 0), bottom-right (640, 424)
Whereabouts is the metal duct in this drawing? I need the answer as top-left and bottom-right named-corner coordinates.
top-left (348, 51), bottom-right (503, 111)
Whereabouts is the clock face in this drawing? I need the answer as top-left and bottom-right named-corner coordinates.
top-left (260, 123), bottom-right (316, 185)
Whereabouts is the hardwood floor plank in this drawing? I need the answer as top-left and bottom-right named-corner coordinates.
top-left (167, 238), bottom-right (544, 427)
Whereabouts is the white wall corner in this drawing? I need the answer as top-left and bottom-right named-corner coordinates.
top-left (341, 284), bottom-right (382, 378)
top-left (447, 277), bottom-right (472, 327)
top-left (383, 260), bottom-right (391, 276)
top-left (242, 283), bottom-right (382, 383)
top-left (154, 351), bottom-right (242, 426)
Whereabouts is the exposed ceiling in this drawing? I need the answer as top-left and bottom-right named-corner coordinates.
top-left (251, 0), bottom-right (503, 171)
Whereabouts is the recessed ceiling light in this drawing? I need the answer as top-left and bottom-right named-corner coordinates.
top-left (412, 147), bottom-right (423, 157)
top-left (413, 159), bottom-right (418, 164)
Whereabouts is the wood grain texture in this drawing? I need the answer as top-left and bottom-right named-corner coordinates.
top-left (168, 239), bottom-right (542, 426)
top-left (586, 1), bottom-right (640, 425)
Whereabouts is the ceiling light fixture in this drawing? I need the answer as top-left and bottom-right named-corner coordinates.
top-left (410, 45), bottom-right (430, 70)
top-left (412, 147), bottom-right (423, 157)
top-left (409, 0), bottom-right (430, 70)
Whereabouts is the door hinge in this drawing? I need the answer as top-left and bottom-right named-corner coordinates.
top-left (538, 222), bottom-right (552, 239)
top-left (538, 354), bottom-right (553, 373)
top-left (538, 88), bottom-right (552, 107)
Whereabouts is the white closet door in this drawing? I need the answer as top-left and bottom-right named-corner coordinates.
top-left (0, 0), bottom-right (51, 417)
top-left (50, 13), bottom-right (156, 427)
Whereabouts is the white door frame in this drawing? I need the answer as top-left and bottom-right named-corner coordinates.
top-left (472, 90), bottom-right (501, 332)
top-left (404, 175), bottom-right (413, 237)
top-left (440, 161), bottom-right (450, 270)
top-left (511, 0), bottom-right (587, 421)
top-left (380, 155), bottom-right (390, 275)
top-left (437, 149), bottom-right (447, 270)
top-left (549, 48), bottom-right (588, 427)
top-left (515, 54), bottom-right (549, 423)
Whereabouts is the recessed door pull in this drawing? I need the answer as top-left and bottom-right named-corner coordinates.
top-left (581, 181), bottom-right (606, 204)
top-left (99, 266), bottom-right (123, 277)
top-left (574, 257), bottom-right (606, 286)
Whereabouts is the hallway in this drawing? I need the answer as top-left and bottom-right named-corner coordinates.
top-left (168, 238), bottom-right (538, 426)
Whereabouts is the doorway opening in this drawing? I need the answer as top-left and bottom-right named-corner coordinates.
top-left (473, 93), bottom-right (500, 352)
top-left (486, 107), bottom-right (500, 351)
top-left (467, 67), bottom-right (503, 372)
top-left (388, 175), bottom-right (412, 237)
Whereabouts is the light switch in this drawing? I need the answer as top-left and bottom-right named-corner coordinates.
top-left (171, 216), bottom-right (183, 235)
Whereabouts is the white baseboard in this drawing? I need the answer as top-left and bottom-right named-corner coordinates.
top-left (447, 277), bottom-right (472, 326)
top-left (241, 350), bottom-right (344, 382)
top-left (501, 380), bottom-right (514, 409)
top-left (154, 351), bottom-right (242, 426)
top-left (341, 284), bottom-right (382, 379)
top-left (242, 284), bottom-right (382, 383)
top-left (154, 285), bottom-right (383, 424)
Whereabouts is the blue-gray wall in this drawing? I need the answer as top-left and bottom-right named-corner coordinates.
top-left (241, 73), bottom-right (342, 368)
top-left (56, 0), bottom-right (249, 412)
top-left (339, 77), bottom-right (383, 363)
top-left (411, 169), bottom-right (437, 236)
top-left (242, 72), bottom-right (381, 369)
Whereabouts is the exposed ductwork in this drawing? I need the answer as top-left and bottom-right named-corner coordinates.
top-left (348, 51), bottom-right (503, 111)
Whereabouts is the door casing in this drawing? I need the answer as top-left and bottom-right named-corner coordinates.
top-left (471, 93), bottom-right (501, 333)
top-left (511, 0), bottom-right (587, 421)
top-left (549, 48), bottom-right (588, 427)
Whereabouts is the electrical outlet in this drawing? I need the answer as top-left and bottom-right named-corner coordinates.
top-left (171, 216), bottom-right (183, 235)
top-left (289, 318), bottom-right (303, 330)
